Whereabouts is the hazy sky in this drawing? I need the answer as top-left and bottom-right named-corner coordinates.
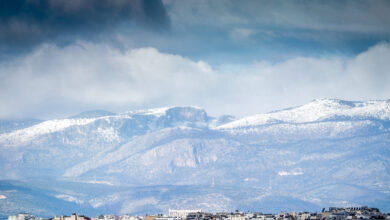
top-left (1, 0), bottom-right (390, 119)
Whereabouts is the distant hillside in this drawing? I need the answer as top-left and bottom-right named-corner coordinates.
top-left (1, 99), bottom-right (390, 217)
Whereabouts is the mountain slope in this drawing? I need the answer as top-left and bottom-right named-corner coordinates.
top-left (0, 99), bottom-right (390, 217)
top-left (218, 99), bottom-right (390, 129)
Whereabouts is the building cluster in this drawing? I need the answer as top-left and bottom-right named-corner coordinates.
top-left (7, 207), bottom-right (390, 220)
top-left (7, 214), bottom-right (90, 220)
top-left (7, 213), bottom-right (45, 220)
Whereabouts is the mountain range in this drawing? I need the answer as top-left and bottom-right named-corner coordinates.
top-left (1, 99), bottom-right (390, 219)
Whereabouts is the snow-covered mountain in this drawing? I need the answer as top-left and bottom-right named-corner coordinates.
top-left (219, 99), bottom-right (390, 128)
top-left (1, 99), bottom-right (390, 218)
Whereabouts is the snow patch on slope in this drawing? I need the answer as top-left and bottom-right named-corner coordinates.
top-left (55, 194), bottom-right (84, 204)
top-left (0, 118), bottom-right (97, 146)
top-left (278, 169), bottom-right (304, 176)
top-left (89, 193), bottom-right (120, 208)
top-left (86, 180), bottom-right (114, 186)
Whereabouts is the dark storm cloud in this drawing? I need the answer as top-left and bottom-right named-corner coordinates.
top-left (161, 0), bottom-right (390, 61)
top-left (165, 0), bottom-right (390, 33)
top-left (0, 0), bottom-right (169, 50)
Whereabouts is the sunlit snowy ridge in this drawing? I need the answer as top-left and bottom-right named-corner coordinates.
top-left (0, 118), bottom-right (98, 146)
top-left (2, 99), bottom-right (389, 146)
top-left (218, 99), bottom-right (390, 129)
top-left (0, 106), bottom-right (199, 146)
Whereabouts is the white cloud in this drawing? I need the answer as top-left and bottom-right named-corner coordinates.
top-left (0, 41), bottom-right (389, 119)
top-left (0, 42), bottom-right (216, 118)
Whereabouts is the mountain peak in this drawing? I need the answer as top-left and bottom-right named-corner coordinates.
top-left (310, 98), bottom-right (355, 106)
top-left (218, 99), bottom-right (390, 129)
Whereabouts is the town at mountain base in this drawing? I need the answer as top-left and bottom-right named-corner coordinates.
top-left (5, 207), bottom-right (389, 220)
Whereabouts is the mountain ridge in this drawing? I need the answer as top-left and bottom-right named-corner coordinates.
top-left (218, 99), bottom-right (390, 129)
top-left (2, 99), bottom-right (390, 140)
top-left (0, 99), bottom-right (390, 217)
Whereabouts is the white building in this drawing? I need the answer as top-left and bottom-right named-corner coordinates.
top-left (54, 214), bottom-right (89, 220)
top-left (168, 209), bottom-right (202, 219)
top-left (156, 217), bottom-right (181, 220)
top-left (117, 215), bottom-right (144, 220)
top-left (251, 214), bottom-right (272, 220)
top-left (8, 213), bottom-right (43, 220)
top-left (298, 213), bottom-right (310, 220)
top-left (230, 213), bottom-right (246, 220)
